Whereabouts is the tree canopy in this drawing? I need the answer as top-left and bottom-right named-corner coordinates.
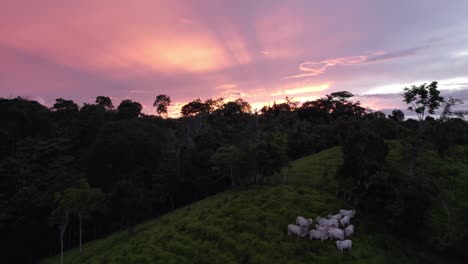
top-left (403, 81), bottom-right (444, 124)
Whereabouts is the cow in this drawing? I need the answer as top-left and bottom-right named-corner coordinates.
top-left (336, 239), bottom-right (352, 252)
top-left (296, 216), bottom-right (313, 230)
top-left (287, 224), bottom-right (307, 238)
top-left (339, 209), bottom-right (356, 218)
top-left (308, 229), bottom-right (328, 242)
top-left (344, 225), bottom-right (354, 237)
top-left (340, 215), bottom-right (350, 227)
top-left (328, 228), bottom-right (344, 240)
top-left (316, 217), bottom-right (339, 228)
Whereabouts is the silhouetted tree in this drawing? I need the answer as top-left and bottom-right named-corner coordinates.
top-left (95, 96), bottom-right (114, 110)
top-left (440, 97), bottom-right (464, 122)
top-left (366, 110), bottom-right (386, 119)
top-left (216, 99), bottom-right (252, 117)
top-left (153, 94), bottom-right (171, 117)
top-left (403, 81), bottom-right (444, 127)
top-left (51, 98), bottom-right (79, 113)
top-left (298, 91), bottom-right (365, 123)
top-left (181, 98), bottom-right (210, 117)
top-left (204, 97), bottom-right (225, 112)
top-left (388, 109), bottom-right (405, 122)
top-left (117, 99), bottom-right (142, 119)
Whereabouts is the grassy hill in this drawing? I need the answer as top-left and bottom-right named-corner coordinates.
top-left (42, 145), bottom-right (466, 264)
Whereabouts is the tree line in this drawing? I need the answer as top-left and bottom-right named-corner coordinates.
top-left (0, 81), bottom-right (466, 263)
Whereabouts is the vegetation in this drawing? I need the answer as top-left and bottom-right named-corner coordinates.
top-left (0, 83), bottom-right (467, 263)
top-left (42, 145), bottom-right (467, 264)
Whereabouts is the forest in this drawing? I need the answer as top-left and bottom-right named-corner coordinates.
top-left (1, 82), bottom-right (467, 263)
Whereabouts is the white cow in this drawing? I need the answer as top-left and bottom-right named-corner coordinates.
top-left (328, 228), bottom-right (344, 240)
top-left (345, 225), bottom-right (354, 237)
top-left (327, 213), bottom-right (343, 220)
top-left (316, 217), bottom-right (339, 228)
top-left (287, 224), bottom-right (307, 238)
top-left (315, 224), bottom-right (328, 231)
top-left (296, 216), bottom-right (313, 229)
top-left (340, 215), bottom-right (350, 227)
top-left (339, 209), bottom-right (356, 218)
top-left (308, 229), bottom-right (328, 242)
top-left (336, 239), bottom-right (352, 252)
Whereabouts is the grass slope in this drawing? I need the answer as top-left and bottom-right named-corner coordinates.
top-left (42, 145), bottom-right (465, 264)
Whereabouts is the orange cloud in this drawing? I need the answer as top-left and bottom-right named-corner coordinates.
top-left (131, 36), bottom-right (229, 72)
top-left (272, 82), bottom-right (330, 96)
top-left (215, 83), bottom-right (238, 90)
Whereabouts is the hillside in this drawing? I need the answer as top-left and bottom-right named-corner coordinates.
top-left (42, 145), bottom-right (466, 264)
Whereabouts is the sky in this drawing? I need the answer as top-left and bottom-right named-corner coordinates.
top-left (1, 0), bottom-right (468, 116)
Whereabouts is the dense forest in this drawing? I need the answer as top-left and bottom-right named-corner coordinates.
top-left (1, 82), bottom-right (467, 263)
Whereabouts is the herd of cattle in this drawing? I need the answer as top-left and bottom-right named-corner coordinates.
top-left (287, 209), bottom-right (356, 252)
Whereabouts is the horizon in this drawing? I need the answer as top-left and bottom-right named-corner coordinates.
top-left (1, 0), bottom-right (468, 116)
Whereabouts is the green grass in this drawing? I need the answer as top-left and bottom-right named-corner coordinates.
top-left (42, 145), bottom-right (466, 264)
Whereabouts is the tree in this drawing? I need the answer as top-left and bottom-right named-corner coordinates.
top-left (260, 97), bottom-right (298, 117)
top-left (153, 94), bottom-right (171, 117)
top-left (88, 119), bottom-right (162, 189)
top-left (216, 99), bottom-right (252, 117)
top-left (298, 91), bottom-right (365, 123)
top-left (254, 132), bottom-right (289, 183)
top-left (95, 96), bottom-right (114, 110)
top-left (51, 98), bottom-right (79, 113)
top-left (65, 179), bottom-right (105, 254)
top-left (440, 97), bottom-right (464, 122)
top-left (366, 110), bottom-right (386, 120)
top-left (51, 98), bottom-right (80, 137)
top-left (180, 98), bottom-right (210, 117)
top-left (117, 99), bottom-right (142, 119)
top-left (0, 97), bottom-right (52, 157)
top-left (108, 181), bottom-right (150, 233)
top-left (339, 130), bottom-right (389, 193)
top-left (403, 81), bottom-right (444, 127)
top-left (50, 191), bottom-right (73, 264)
top-left (388, 109), bottom-right (405, 122)
top-left (210, 145), bottom-right (243, 187)
top-left (204, 97), bottom-right (225, 112)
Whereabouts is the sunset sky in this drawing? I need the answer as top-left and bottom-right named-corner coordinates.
top-left (1, 0), bottom-right (468, 116)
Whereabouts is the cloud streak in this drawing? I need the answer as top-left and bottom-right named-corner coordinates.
top-left (283, 46), bottom-right (429, 79)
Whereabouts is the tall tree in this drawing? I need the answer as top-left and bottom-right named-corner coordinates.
top-left (65, 179), bottom-right (105, 254)
top-left (210, 145), bottom-right (243, 187)
top-left (153, 94), bottom-right (171, 117)
top-left (254, 132), bottom-right (289, 183)
top-left (403, 81), bottom-right (444, 127)
top-left (50, 191), bottom-right (73, 264)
